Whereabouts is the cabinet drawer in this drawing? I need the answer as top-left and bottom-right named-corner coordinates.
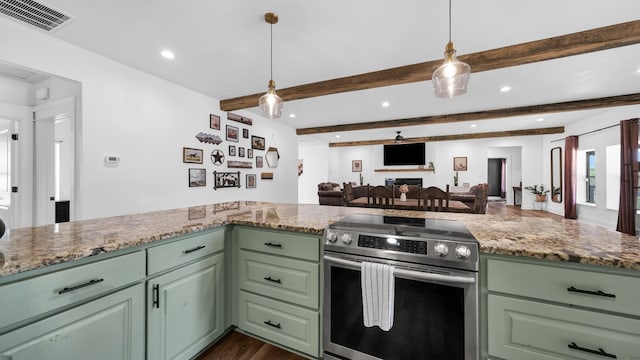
top-left (238, 250), bottom-right (319, 308)
top-left (487, 259), bottom-right (640, 316)
top-left (488, 294), bottom-right (640, 360)
top-left (0, 251), bottom-right (145, 330)
top-left (236, 227), bottom-right (319, 261)
top-left (147, 228), bottom-right (224, 275)
top-left (238, 291), bottom-right (319, 358)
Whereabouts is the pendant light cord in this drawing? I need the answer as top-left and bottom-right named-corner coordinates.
top-left (448, 0), bottom-right (452, 43)
top-left (270, 22), bottom-right (273, 81)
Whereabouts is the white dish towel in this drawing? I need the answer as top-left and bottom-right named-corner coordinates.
top-left (361, 261), bottom-right (395, 331)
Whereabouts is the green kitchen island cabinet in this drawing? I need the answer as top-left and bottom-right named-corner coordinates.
top-left (146, 228), bottom-right (226, 360)
top-left (0, 252), bottom-right (146, 359)
top-left (483, 255), bottom-right (640, 360)
top-left (231, 226), bottom-right (322, 358)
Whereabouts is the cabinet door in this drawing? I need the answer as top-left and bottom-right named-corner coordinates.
top-left (147, 253), bottom-right (224, 360)
top-left (0, 283), bottom-right (145, 360)
top-left (488, 294), bottom-right (640, 360)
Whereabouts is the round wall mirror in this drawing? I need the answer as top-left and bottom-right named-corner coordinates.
top-left (550, 147), bottom-right (562, 202)
top-left (265, 146), bottom-right (280, 168)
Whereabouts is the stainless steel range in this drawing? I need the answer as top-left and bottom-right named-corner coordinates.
top-left (323, 214), bottom-right (479, 360)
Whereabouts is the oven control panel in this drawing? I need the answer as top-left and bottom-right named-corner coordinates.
top-left (358, 235), bottom-right (427, 254)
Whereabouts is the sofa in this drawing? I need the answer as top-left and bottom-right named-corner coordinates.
top-left (343, 183), bottom-right (370, 206)
top-left (317, 182), bottom-right (343, 206)
top-left (450, 183), bottom-right (489, 214)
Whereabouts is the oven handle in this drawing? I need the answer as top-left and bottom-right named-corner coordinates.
top-left (324, 255), bottom-right (476, 284)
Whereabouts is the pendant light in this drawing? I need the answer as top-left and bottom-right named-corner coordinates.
top-left (259, 12), bottom-right (283, 119)
top-left (432, 0), bottom-right (470, 98)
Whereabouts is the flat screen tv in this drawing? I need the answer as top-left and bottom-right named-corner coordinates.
top-left (383, 143), bottom-right (426, 166)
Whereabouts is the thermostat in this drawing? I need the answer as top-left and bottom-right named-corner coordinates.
top-left (104, 156), bottom-right (120, 165)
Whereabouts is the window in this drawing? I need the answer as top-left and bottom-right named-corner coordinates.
top-left (586, 150), bottom-right (596, 203)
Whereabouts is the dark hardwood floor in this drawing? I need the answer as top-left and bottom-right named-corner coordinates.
top-left (196, 331), bottom-right (306, 360)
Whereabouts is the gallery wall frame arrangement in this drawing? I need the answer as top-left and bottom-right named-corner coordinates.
top-left (352, 159), bottom-right (362, 172)
top-left (227, 112), bottom-right (253, 126)
top-left (211, 149), bottom-right (224, 166)
top-left (454, 156), bottom-right (468, 171)
top-left (246, 174), bottom-right (257, 189)
top-left (210, 114), bottom-right (220, 130)
top-left (251, 135), bottom-right (266, 150)
top-left (188, 168), bottom-right (206, 187)
top-left (213, 171), bottom-right (241, 190)
top-left (183, 147), bottom-right (203, 164)
top-left (226, 125), bottom-right (239, 142)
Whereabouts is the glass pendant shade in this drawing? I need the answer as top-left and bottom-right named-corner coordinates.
top-left (259, 79), bottom-right (283, 119)
top-left (433, 41), bottom-right (470, 98)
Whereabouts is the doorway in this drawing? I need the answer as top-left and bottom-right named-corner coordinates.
top-left (487, 158), bottom-right (505, 198)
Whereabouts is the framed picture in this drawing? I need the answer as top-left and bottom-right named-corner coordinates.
top-left (256, 156), bottom-right (264, 168)
top-left (238, 147), bottom-right (245, 157)
top-left (454, 156), bottom-right (468, 171)
top-left (227, 160), bottom-right (252, 169)
top-left (261, 172), bottom-right (274, 180)
top-left (226, 125), bottom-right (239, 142)
top-left (183, 147), bottom-right (203, 164)
top-left (242, 128), bottom-right (249, 138)
top-left (209, 114), bottom-right (220, 130)
top-left (229, 145), bottom-right (236, 156)
top-left (227, 112), bottom-right (253, 126)
top-left (188, 168), bottom-right (206, 187)
top-left (251, 135), bottom-right (265, 150)
top-left (246, 174), bottom-right (256, 189)
top-left (352, 159), bottom-right (362, 172)
top-left (247, 149), bottom-right (253, 159)
top-left (213, 171), bottom-right (241, 190)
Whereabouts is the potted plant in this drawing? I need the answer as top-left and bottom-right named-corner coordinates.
top-left (525, 184), bottom-right (550, 202)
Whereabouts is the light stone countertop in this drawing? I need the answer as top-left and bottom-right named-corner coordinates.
top-left (1, 201), bottom-right (639, 279)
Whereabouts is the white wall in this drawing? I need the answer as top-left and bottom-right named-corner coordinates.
top-left (298, 139), bottom-right (329, 204)
top-left (543, 105), bottom-right (640, 230)
top-left (0, 20), bottom-right (298, 221)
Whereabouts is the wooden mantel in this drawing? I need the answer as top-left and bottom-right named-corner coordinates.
top-left (374, 168), bottom-right (435, 172)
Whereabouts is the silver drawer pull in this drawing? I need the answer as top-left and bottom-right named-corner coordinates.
top-left (58, 278), bottom-right (104, 295)
top-left (264, 242), bottom-right (282, 248)
top-left (264, 320), bottom-right (281, 329)
top-left (568, 342), bottom-right (617, 359)
top-left (264, 276), bottom-right (282, 284)
top-left (183, 245), bottom-right (206, 254)
top-left (567, 286), bottom-right (616, 298)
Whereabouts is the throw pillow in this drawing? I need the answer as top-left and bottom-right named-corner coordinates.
top-left (333, 186), bottom-right (341, 191)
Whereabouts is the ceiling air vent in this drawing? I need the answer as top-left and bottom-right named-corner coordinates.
top-left (0, 0), bottom-right (73, 32)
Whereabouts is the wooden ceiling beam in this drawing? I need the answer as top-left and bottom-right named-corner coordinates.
top-left (328, 126), bottom-right (565, 147)
top-left (297, 93), bottom-right (640, 135)
top-left (220, 20), bottom-right (640, 112)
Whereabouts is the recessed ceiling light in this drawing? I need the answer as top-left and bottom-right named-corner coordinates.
top-left (161, 50), bottom-right (175, 59)
top-left (536, 118), bottom-right (544, 122)
top-left (470, 124), bottom-right (477, 128)
top-left (382, 101), bottom-right (390, 107)
top-left (499, 86), bottom-right (511, 92)
top-left (335, 135), bottom-right (341, 139)
top-left (289, 113), bottom-right (296, 118)
top-left (636, 68), bottom-right (640, 73)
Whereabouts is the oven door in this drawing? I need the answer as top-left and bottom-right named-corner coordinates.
top-left (323, 253), bottom-right (478, 360)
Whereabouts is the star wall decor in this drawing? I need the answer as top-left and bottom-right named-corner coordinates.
top-left (210, 149), bottom-right (224, 166)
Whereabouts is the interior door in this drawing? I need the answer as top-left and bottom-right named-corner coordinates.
top-left (487, 159), bottom-right (503, 197)
top-left (33, 98), bottom-right (75, 226)
top-left (0, 119), bottom-right (16, 232)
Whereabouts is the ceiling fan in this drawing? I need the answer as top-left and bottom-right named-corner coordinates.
top-left (394, 131), bottom-right (404, 143)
